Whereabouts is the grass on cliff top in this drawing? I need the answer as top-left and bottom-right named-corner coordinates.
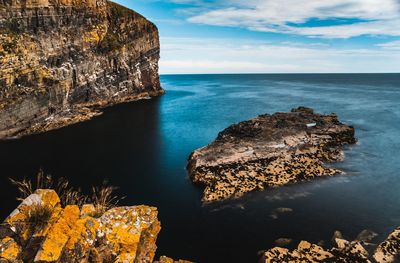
top-left (10, 170), bottom-right (125, 217)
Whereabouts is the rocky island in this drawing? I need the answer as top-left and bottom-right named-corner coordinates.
top-left (0, 0), bottom-right (163, 139)
top-left (0, 189), bottom-right (191, 263)
top-left (188, 107), bottom-right (356, 202)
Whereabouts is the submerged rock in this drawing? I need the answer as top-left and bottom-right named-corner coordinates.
top-left (188, 107), bottom-right (356, 202)
top-left (0, 0), bottom-right (164, 139)
top-left (0, 190), bottom-right (191, 263)
top-left (274, 238), bottom-right (293, 247)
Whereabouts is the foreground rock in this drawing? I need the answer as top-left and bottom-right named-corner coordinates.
top-left (188, 107), bottom-right (356, 202)
top-left (263, 229), bottom-right (400, 263)
top-left (0, 190), bottom-right (190, 262)
top-left (0, 0), bottom-right (164, 139)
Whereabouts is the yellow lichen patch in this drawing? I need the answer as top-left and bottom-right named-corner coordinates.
top-left (34, 205), bottom-right (80, 262)
top-left (35, 189), bottom-right (61, 208)
top-left (5, 190), bottom-right (60, 242)
top-left (84, 24), bottom-right (108, 44)
top-left (80, 204), bottom-right (96, 217)
top-left (99, 206), bottom-right (160, 262)
top-left (0, 237), bottom-right (21, 261)
top-left (65, 217), bottom-right (99, 252)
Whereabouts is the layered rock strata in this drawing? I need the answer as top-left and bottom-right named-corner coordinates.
top-left (263, 229), bottom-right (400, 263)
top-left (0, 0), bottom-right (164, 139)
top-left (188, 107), bottom-right (356, 202)
top-left (0, 190), bottom-right (191, 262)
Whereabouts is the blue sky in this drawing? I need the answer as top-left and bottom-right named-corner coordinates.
top-left (116, 0), bottom-right (400, 74)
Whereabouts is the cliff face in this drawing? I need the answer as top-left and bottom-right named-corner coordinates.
top-left (0, 0), bottom-right (163, 139)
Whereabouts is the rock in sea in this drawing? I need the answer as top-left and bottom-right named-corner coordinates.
top-left (263, 229), bottom-right (400, 263)
top-left (187, 107), bottom-right (356, 202)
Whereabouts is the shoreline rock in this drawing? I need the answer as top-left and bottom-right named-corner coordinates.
top-left (263, 229), bottom-right (400, 263)
top-left (188, 107), bottom-right (356, 202)
top-left (0, 0), bottom-right (164, 140)
top-left (0, 189), bottom-right (191, 263)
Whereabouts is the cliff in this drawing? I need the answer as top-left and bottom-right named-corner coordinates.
top-left (0, 189), bottom-right (191, 263)
top-left (188, 107), bottom-right (356, 202)
top-left (0, 0), bottom-right (164, 139)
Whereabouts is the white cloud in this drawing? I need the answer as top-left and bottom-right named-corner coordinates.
top-left (377, 40), bottom-right (400, 50)
top-left (184, 0), bottom-right (400, 38)
top-left (159, 37), bottom-right (400, 73)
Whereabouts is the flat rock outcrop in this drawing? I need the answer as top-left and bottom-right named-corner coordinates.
top-left (262, 229), bottom-right (400, 263)
top-left (0, 0), bottom-right (163, 139)
top-left (188, 107), bottom-right (356, 202)
top-left (0, 190), bottom-right (191, 263)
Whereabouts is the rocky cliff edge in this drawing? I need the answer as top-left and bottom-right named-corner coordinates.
top-left (0, 189), bottom-right (191, 263)
top-left (0, 0), bottom-right (164, 139)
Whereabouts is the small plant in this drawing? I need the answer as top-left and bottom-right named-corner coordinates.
top-left (9, 169), bottom-right (52, 201)
top-left (10, 170), bottom-right (124, 217)
top-left (91, 181), bottom-right (125, 218)
top-left (10, 169), bottom-right (87, 207)
top-left (24, 204), bottom-right (53, 234)
top-left (54, 177), bottom-right (88, 208)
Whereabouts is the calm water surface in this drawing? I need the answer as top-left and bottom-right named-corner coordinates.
top-left (1, 74), bottom-right (400, 262)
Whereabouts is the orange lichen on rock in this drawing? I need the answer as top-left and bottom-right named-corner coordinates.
top-left (1, 190), bottom-right (186, 263)
top-left (34, 205), bottom-right (80, 262)
top-left (0, 237), bottom-right (21, 261)
top-left (99, 206), bottom-right (161, 262)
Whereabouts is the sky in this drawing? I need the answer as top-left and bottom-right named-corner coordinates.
top-left (115, 0), bottom-right (400, 74)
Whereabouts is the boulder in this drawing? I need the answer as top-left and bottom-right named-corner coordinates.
top-left (0, 190), bottom-right (188, 263)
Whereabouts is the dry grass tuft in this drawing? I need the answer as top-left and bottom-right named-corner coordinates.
top-left (24, 204), bottom-right (53, 234)
top-left (9, 169), bottom-right (52, 201)
top-left (10, 170), bottom-right (123, 217)
top-left (91, 181), bottom-right (125, 218)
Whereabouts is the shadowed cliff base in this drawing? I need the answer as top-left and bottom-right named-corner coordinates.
top-left (0, 0), bottom-right (164, 139)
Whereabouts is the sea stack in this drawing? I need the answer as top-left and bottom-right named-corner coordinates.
top-left (0, 0), bottom-right (164, 139)
top-left (188, 107), bottom-right (356, 202)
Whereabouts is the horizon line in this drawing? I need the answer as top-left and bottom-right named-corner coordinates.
top-left (160, 72), bottom-right (400, 76)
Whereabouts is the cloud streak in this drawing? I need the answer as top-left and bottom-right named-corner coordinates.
top-left (160, 37), bottom-right (400, 73)
top-left (183, 0), bottom-right (400, 38)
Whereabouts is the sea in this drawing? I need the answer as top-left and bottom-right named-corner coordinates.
top-left (0, 74), bottom-right (399, 262)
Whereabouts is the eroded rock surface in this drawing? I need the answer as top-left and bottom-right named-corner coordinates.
top-left (0, 0), bottom-right (163, 139)
top-left (188, 107), bottom-right (356, 202)
top-left (373, 227), bottom-right (400, 263)
top-left (263, 229), bottom-right (400, 263)
top-left (0, 190), bottom-right (190, 263)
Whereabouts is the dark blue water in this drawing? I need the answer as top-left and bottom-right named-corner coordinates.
top-left (0, 74), bottom-right (399, 262)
